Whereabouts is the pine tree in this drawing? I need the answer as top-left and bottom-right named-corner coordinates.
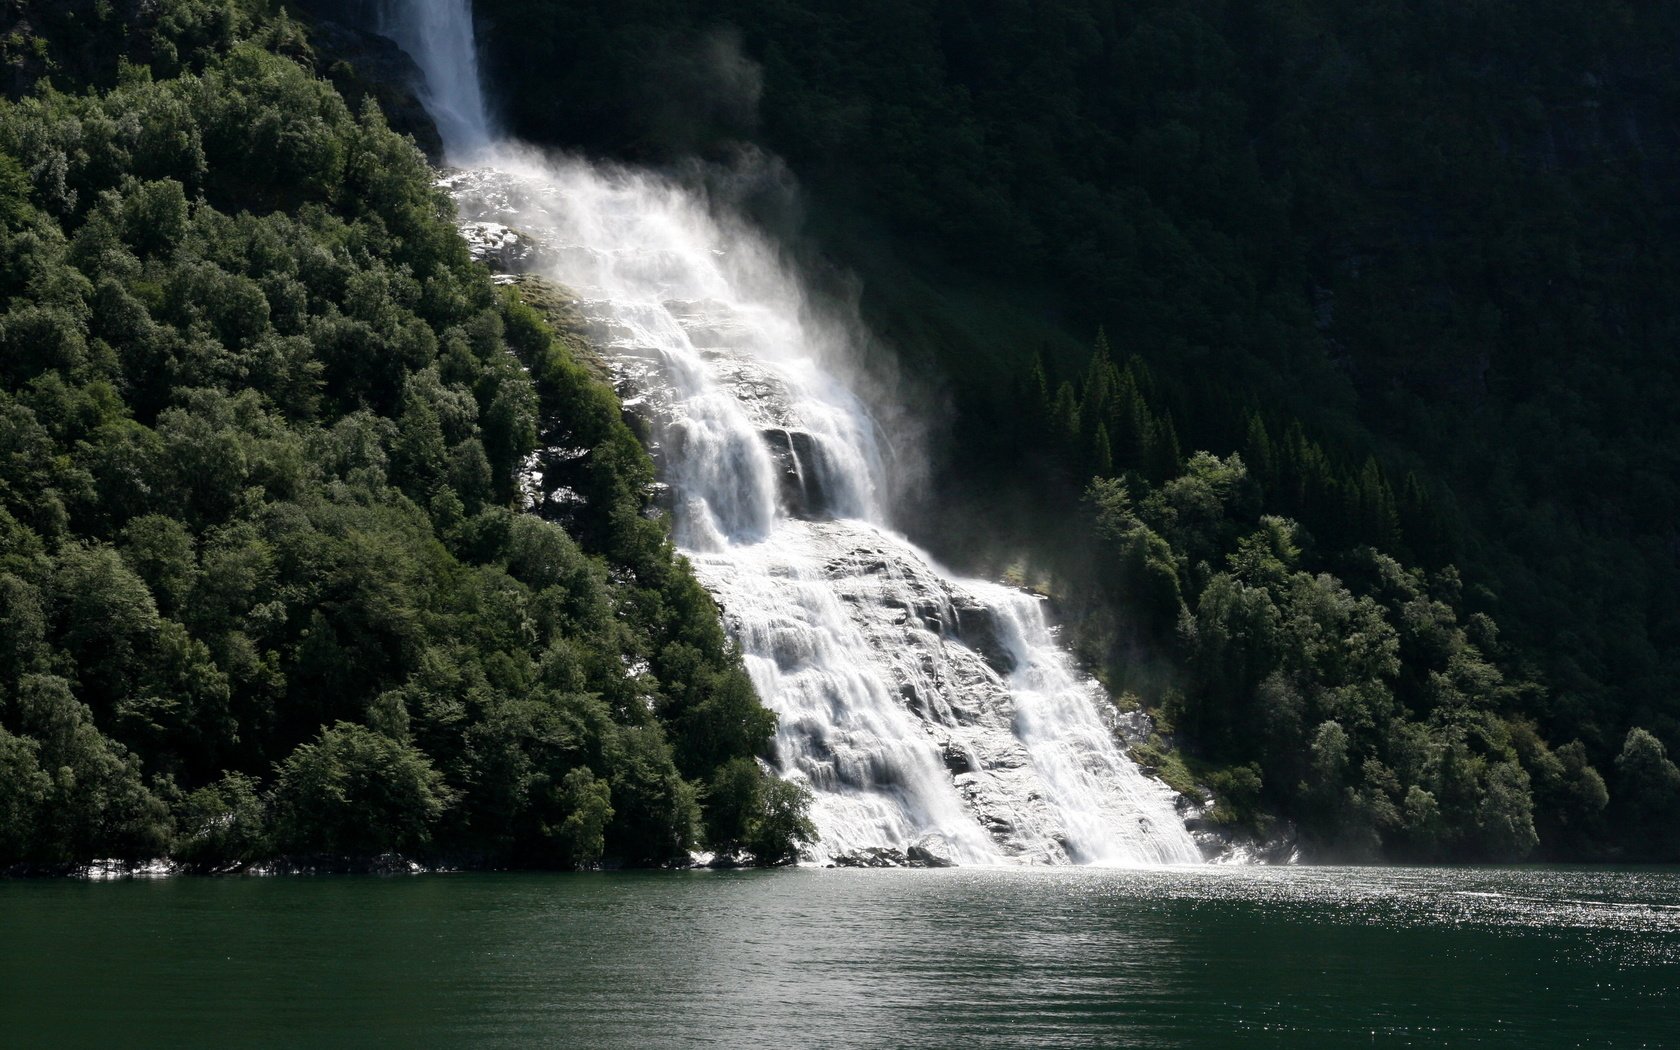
top-left (1051, 381), bottom-right (1080, 457)
top-left (1400, 470), bottom-right (1451, 564)
top-left (1357, 457), bottom-right (1401, 549)
top-left (1148, 413), bottom-right (1182, 482)
top-left (1111, 368), bottom-right (1154, 468)
top-left (1243, 412), bottom-right (1275, 490)
top-left (1023, 351), bottom-right (1051, 442)
top-left (1093, 422), bottom-right (1114, 478)
top-left (1078, 340), bottom-right (1113, 453)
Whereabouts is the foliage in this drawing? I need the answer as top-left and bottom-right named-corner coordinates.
top-left (173, 771), bottom-right (268, 865)
top-left (271, 721), bottom-right (451, 855)
top-left (0, 1), bottom-right (806, 869)
top-left (1613, 728), bottom-right (1680, 860)
top-left (706, 757), bottom-right (818, 865)
top-left (477, 0), bottom-right (1680, 861)
top-left (1010, 338), bottom-right (1602, 860)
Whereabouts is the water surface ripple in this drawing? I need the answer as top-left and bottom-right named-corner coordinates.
top-left (4, 866), bottom-right (1675, 1047)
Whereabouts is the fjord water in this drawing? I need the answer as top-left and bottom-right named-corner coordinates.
top-left (394, 0), bottom-right (1199, 864)
top-left (5, 867), bottom-right (1678, 1046)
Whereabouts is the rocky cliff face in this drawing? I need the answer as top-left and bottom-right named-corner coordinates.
top-left (431, 160), bottom-right (1208, 866)
top-left (299, 8), bottom-right (444, 160)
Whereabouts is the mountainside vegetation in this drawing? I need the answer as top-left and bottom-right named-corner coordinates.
top-left (476, 0), bottom-right (1680, 859)
top-left (3, 0), bottom-right (1676, 867)
top-left (0, 0), bottom-right (809, 871)
top-left (1017, 340), bottom-right (1604, 859)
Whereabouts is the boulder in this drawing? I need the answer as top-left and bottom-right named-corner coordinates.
top-left (830, 847), bottom-right (906, 868)
top-left (906, 835), bottom-right (956, 868)
top-left (952, 603), bottom-right (1018, 674)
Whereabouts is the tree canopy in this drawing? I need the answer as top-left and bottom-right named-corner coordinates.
top-left (478, 0), bottom-right (1680, 860)
top-left (0, 0), bottom-right (805, 870)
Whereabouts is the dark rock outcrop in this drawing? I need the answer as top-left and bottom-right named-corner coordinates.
top-left (305, 16), bottom-right (444, 160)
top-left (830, 847), bottom-right (906, 868)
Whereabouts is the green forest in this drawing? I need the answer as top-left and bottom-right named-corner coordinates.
top-left (2, 0), bottom-right (1678, 868)
top-left (474, 0), bottom-right (1680, 859)
top-left (0, 0), bottom-right (810, 870)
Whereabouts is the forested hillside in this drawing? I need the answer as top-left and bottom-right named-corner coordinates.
top-left (3, 0), bottom-right (1676, 866)
top-left (477, 0), bottom-right (1680, 859)
top-left (0, 0), bottom-right (809, 870)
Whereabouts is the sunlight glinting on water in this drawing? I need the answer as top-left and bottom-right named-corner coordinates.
top-left (7, 866), bottom-right (1678, 1047)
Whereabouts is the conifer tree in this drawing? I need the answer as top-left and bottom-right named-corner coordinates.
top-left (1243, 413), bottom-right (1276, 491)
top-left (1148, 414), bottom-right (1181, 482)
top-left (1092, 422), bottom-right (1114, 478)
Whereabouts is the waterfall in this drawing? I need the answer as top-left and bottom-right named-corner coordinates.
top-left (375, 0), bottom-right (493, 159)
top-left (384, 0), bottom-right (1202, 866)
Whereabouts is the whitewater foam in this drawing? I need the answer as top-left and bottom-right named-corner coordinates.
top-left (387, 0), bottom-right (1203, 865)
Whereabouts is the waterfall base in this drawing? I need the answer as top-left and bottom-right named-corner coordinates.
top-left (434, 151), bottom-right (1201, 867)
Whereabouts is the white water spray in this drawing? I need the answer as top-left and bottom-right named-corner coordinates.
top-left (388, 0), bottom-right (1202, 865)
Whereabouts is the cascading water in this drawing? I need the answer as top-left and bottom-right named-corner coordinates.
top-left (386, 0), bottom-right (1203, 865)
top-left (375, 0), bottom-right (494, 159)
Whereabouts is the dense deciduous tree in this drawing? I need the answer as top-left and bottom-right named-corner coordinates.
top-left (0, 0), bottom-right (804, 870)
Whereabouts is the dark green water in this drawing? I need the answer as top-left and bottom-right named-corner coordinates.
top-left (3, 866), bottom-right (1676, 1047)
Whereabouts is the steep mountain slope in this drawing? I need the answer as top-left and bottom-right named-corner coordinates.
top-left (0, 0), bottom-right (805, 870)
top-left (474, 0), bottom-right (1680, 859)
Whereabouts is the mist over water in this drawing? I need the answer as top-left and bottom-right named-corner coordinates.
top-left (389, 0), bottom-right (1201, 865)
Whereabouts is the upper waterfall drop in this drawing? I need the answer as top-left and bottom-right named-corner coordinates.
top-left (382, 0), bottom-right (1204, 866)
top-left (377, 0), bottom-right (494, 160)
